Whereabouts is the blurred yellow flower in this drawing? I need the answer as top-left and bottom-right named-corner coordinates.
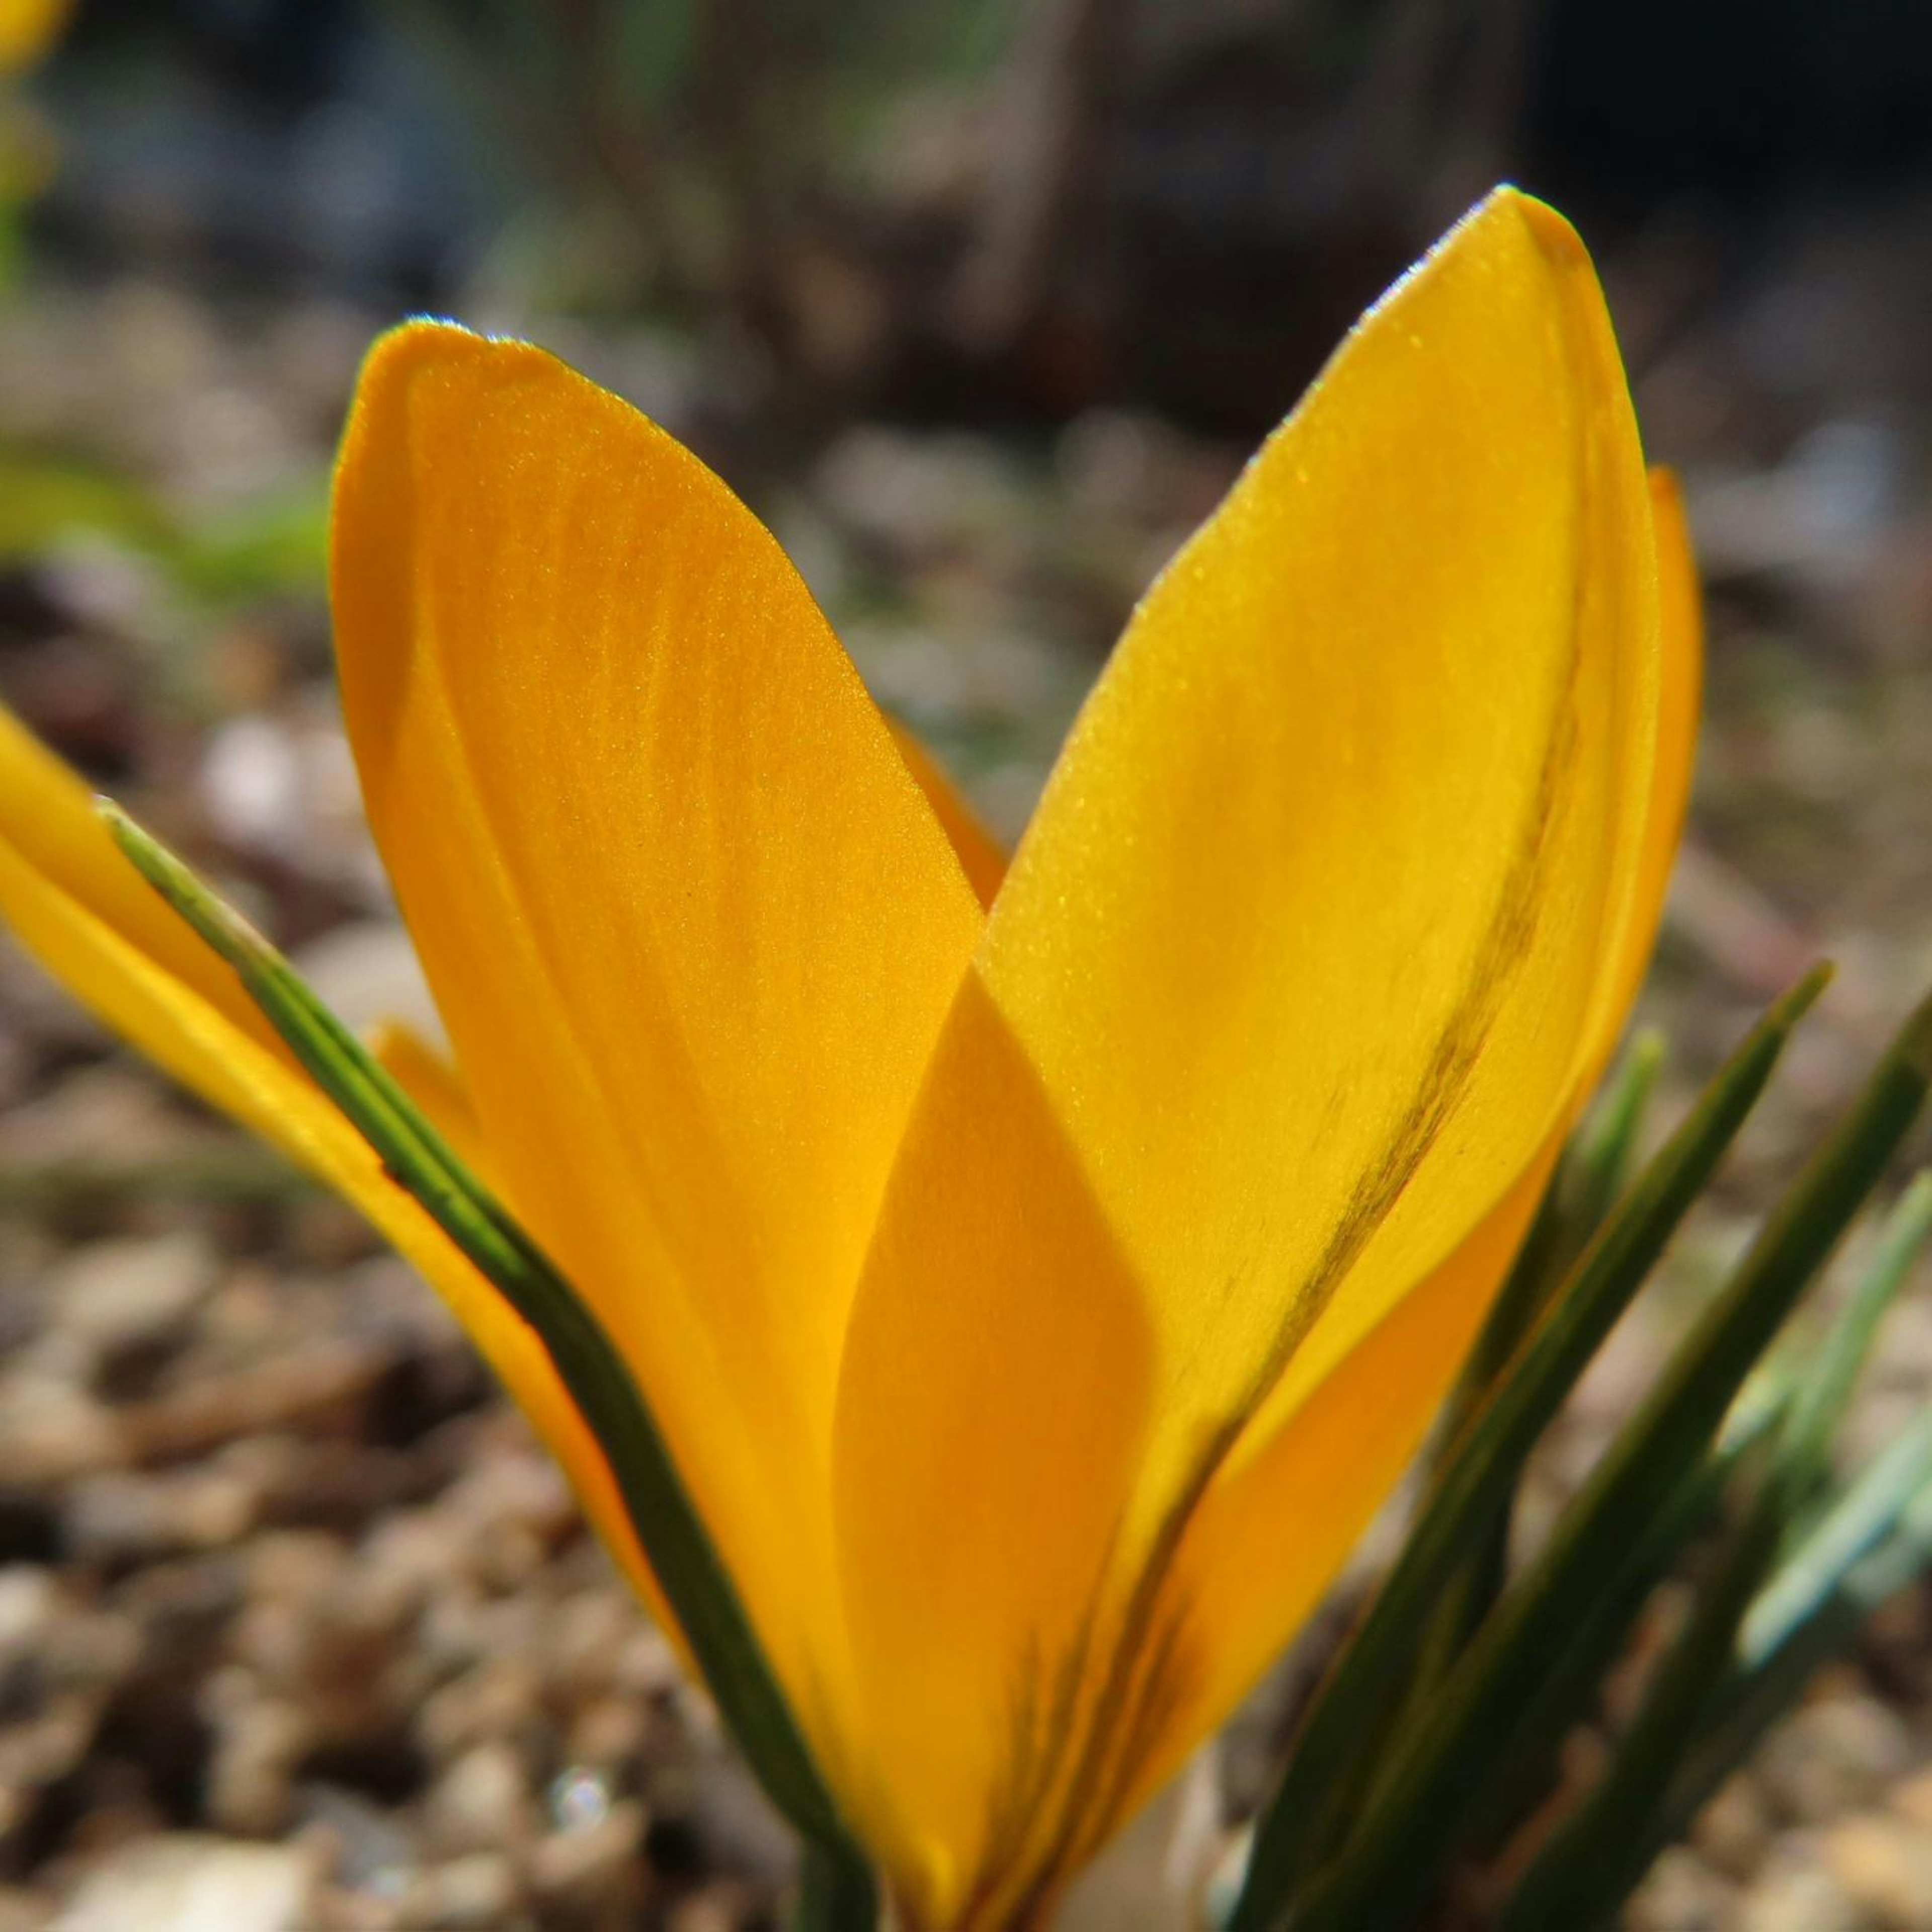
top-left (0, 187), bottom-right (1698, 1927)
top-left (0, 0), bottom-right (71, 75)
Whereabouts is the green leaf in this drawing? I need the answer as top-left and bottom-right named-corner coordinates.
top-left (1274, 979), bottom-right (1932, 1932)
top-left (1656, 1397), bottom-right (1932, 1867)
top-left (1458, 1379), bottom-right (1788, 1859)
top-left (1409, 1037), bottom-right (1668, 1703)
top-left (1776, 1170), bottom-right (1932, 1496)
top-left (1491, 1454), bottom-right (1790, 1932)
top-left (1743, 1379), bottom-right (1932, 1677)
top-left (1461, 1030), bottom-right (1669, 1414)
top-left (1515, 1195), bottom-right (1932, 1916)
top-left (794, 1841), bottom-right (884, 1932)
top-left (1227, 974), bottom-right (1824, 1932)
top-left (0, 444), bottom-right (327, 602)
top-left (103, 804), bottom-right (863, 1871)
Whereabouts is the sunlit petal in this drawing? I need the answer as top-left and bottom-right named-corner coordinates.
top-left (887, 719), bottom-right (1007, 910)
top-left (0, 0), bottom-right (71, 74)
top-left (1611, 467), bottom-right (1701, 1031)
top-left (0, 711), bottom-right (663, 1630)
top-left (1115, 469), bottom-right (1703, 1829)
top-left (329, 324), bottom-right (986, 1751)
top-left (832, 188), bottom-right (1661, 1922)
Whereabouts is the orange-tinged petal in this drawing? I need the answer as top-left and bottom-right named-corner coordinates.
top-left (0, 704), bottom-right (272, 1035)
top-left (832, 187), bottom-right (1662, 1922)
top-left (329, 324), bottom-right (986, 1762)
top-left (887, 719), bottom-right (1007, 909)
top-left (1080, 464), bottom-right (1702, 1847)
top-left (1614, 466), bottom-right (1701, 1028)
top-left (0, 0), bottom-right (71, 73)
top-left (1101, 1134), bottom-right (1563, 1847)
top-left (0, 711), bottom-right (662, 1631)
top-left (828, 977), bottom-right (1159, 1912)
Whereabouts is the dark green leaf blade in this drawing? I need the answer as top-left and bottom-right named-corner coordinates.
top-left (1275, 980), bottom-right (1932, 1932)
top-left (103, 802), bottom-right (862, 1870)
top-left (1490, 1457), bottom-right (1789, 1932)
top-left (1228, 972), bottom-right (1826, 1932)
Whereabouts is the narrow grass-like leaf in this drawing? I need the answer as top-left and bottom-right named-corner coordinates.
top-left (1228, 975), bottom-right (1824, 1932)
top-left (1491, 1457), bottom-right (1789, 1932)
top-left (1779, 1172), bottom-right (1932, 1491)
top-left (1276, 981), bottom-right (1932, 1932)
top-left (794, 1842), bottom-right (884, 1932)
top-left (104, 804), bottom-right (860, 1866)
top-left (1459, 1032), bottom-right (1668, 1422)
top-left (1656, 1404), bottom-right (1932, 1867)
top-left (1500, 1317), bottom-right (1859, 1932)
top-left (1459, 1374), bottom-right (1790, 1859)
top-left (1403, 1037), bottom-right (1667, 1713)
top-left (1741, 1392), bottom-right (1932, 1675)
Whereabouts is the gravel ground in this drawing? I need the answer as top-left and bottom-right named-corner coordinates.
top-left (2, 208), bottom-right (1932, 1929)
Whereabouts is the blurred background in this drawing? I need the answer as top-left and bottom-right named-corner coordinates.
top-left (2, 3), bottom-right (1931, 1927)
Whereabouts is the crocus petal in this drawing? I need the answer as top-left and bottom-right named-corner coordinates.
top-left (329, 324), bottom-right (986, 1754)
top-left (1114, 460), bottom-right (1706, 1828)
top-left (1611, 466), bottom-right (1700, 1029)
top-left (1105, 1145), bottom-right (1562, 1841)
top-left (832, 187), bottom-right (1662, 1922)
top-left (0, 709), bottom-right (662, 1627)
top-left (887, 720), bottom-right (1007, 909)
top-left (0, 0), bottom-right (71, 73)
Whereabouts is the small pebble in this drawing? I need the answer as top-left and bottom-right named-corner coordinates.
top-left (1890, 1762), bottom-right (1932, 1831)
top-left (204, 1696), bottom-right (310, 1835)
top-left (1820, 1810), bottom-right (1932, 1927)
top-left (1739, 1840), bottom-right (1860, 1932)
top-left (50, 1232), bottom-right (216, 1359)
top-left (1755, 1696), bottom-right (1914, 1822)
top-left (526, 1798), bottom-right (647, 1913)
top-left (423, 1739), bottom-right (533, 1856)
top-left (52, 1834), bottom-right (321, 1932)
top-left (1627, 1844), bottom-right (1742, 1932)
top-left (1693, 1772), bottom-right (1777, 1879)
top-left (396, 1852), bottom-right (517, 1930)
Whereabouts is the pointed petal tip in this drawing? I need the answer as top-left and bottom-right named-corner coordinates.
top-left (1483, 183), bottom-right (1589, 258)
top-left (1429, 187), bottom-right (1597, 303)
top-left (360, 314), bottom-right (482, 370)
top-left (345, 320), bottom-right (559, 437)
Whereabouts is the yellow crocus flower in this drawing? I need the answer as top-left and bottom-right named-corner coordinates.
top-left (0, 0), bottom-right (71, 75)
top-left (0, 187), bottom-right (1698, 1928)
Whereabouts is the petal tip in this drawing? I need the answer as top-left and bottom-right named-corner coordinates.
top-left (1501, 186), bottom-right (1594, 275)
top-left (346, 319), bottom-right (558, 430)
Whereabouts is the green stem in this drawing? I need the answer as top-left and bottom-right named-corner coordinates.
top-left (105, 803), bottom-right (855, 1856)
top-left (793, 1839), bottom-right (883, 1932)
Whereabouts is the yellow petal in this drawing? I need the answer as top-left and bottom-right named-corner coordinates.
top-left (0, 711), bottom-right (661, 1629)
top-left (832, 187), bottom-right (1662, 1922)
top-left (1107, 1143), bottom-right (1561, 1837)
top-left (828, 977), bottom-right (1160, 1912)
top-left (329, 324), bottom-right (985, 1758)
top-left (0, 0), bottom-right (72, 73)
top-left (0, 704), bottom-right (273, 1035)
top-left (887, 719), bottom-right (1007, 909)
top-left (1061, 463), bottom-right (1703, 1847)
top-left (1616, 466), bottom-right (1701, 1025)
